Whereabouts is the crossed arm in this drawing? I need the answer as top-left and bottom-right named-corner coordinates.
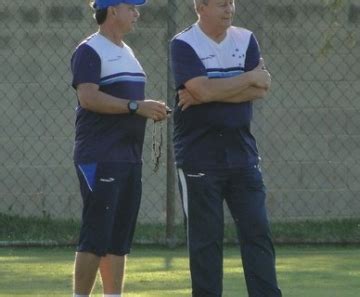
top-left (178, 58), bottom-right (271, 110)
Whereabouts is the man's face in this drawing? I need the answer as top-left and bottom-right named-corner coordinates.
top-left (201, 0), bottom-right (235, 29)
top-left (111, 4), bottom-right (140, 33)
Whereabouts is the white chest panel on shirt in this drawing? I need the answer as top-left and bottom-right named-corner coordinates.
top-left (177, 24), bottom-right (252, 77)
top-left (87, 33), bottom-right (146, 84)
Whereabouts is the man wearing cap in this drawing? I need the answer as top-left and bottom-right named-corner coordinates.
top-left (70, 1), bottom-right (168, 296)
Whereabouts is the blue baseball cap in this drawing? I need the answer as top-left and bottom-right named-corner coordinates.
top-left (95, 0), bottom-right (146, 10)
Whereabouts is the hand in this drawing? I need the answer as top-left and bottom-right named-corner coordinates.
top-left (137, 100), bottom-right (168, 121)
top-left (248, 58), bottom-right (271, 90)
top-left (178, 89), bottom-right (202, 111)
top-left (256, 57), bottom-right (267, 70)
top-left (250, 70), bottom-right (271, 90)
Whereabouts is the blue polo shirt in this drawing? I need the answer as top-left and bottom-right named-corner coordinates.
top-left (170, 24), bottom-right (261, 170)
top-left (71, 33), bottom-right (146, 164)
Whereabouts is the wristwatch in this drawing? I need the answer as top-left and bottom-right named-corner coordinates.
top-left (128, 100), bottom-right (138, 115)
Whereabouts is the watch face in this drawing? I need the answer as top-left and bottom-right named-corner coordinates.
top-left (129, 100), bottom-right (138, 113)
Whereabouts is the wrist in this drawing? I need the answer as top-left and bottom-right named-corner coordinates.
top-left (127, 100), bottom-right (139, 115)
top-left (243, 71), bottom-right (255, 87)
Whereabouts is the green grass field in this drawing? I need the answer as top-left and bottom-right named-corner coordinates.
top-left (0, 245), bottom-right (359, 297)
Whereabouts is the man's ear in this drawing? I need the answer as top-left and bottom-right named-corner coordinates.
top-left (197, 2), bottom-right (208, 15)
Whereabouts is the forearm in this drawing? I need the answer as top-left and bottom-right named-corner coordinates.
top-left (186, 70), bottom-right (270, 103)
top-left (215, 86), bottom-right (268, 103)
top-left (205, 73), bottom-right (256, 101)
top-left (185, 72), bottom-right (253, 103)
top-left (79, 91), bottom-right (130, 114)
top-left (77, 84), bottom-right (168, 121)
top-left (77, 84), bottom-right (130, 114)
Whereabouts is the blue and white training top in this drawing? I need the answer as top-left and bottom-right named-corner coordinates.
top-left (170, 23), bottom-right (261, 170)
top-left (71, 32), bottom-right (146, 164)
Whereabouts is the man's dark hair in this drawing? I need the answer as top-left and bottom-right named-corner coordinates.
top-left (90, 0), bottom-right (108, 25)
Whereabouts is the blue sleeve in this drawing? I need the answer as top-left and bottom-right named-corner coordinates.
top-left (71, 44), bottom-right (101, 89)
top-left (244, 34), bottom-right (260, 72)
top-left (170, 39), bottom-right (207, 90)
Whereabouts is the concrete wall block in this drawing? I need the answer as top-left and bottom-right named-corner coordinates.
top-left (0, 166), bottom-right (46, 195)
top-left (323, 81), bottom-right (360, 109)
top-left (0, 110), bottom-right (19, 135)
top-left (16, 83), bottom-right (50, 111)
top-left (300, 162), bottom-right (349, 190)
top-left (266, 3), bottom-right (316, 25)
top-left (0, 56), bottom-right (19, 83)
top-left (0, 191), bottom-right (80, 219)
top-left (347, 164), bottom-right (360, 191)
top-left (263, 28), bottom-right (328, 55)
top-left (259, 134), bottom-right (329, 162)
top-left (347, 111), bottom-right (360, 135)
top-left (138, 193), bottom-right (166, 224)
top-left (264, 4), bottom-right (302, 27)
top-left (349, 3), bottom-right (360, 24)
top-left (0, 136), bottom-right (73, 167)
top-left (0, 165), bottom-right (79, 219)
top-left (0, 83), bottom-right (20, 110)
top-left (262, 161), bottom-right (302, 190)
top-left (267, 189), bottom-right (360, 220)
top-left (134, 0), bottom-right (168, 28)
top-left (41, 165), bottom-right (78, 194)
top-left (31, 176), bottom-right (80, 219)
top-left (141, 155), bottom-right (167, 223)
top-left (265, 190), bottom-right (312, 219)
top-left (8, 83), bottom-right (74, 113)
top-left (257, 107), bottom-right (302, 135)
top-left (304, 55), bottom-right (334, 81)
top-left (40, 192), bottom-right (81, 219)
top-left (265, 81), bottom-right (328, 109)
top-left (0, 137), bottom-right (24, 167)
top-left (22, 137), bottom-right (73, 167)
top-left (328, 136), bottom-right (360, 162)
top-left (267, 53), bottom-right (359, 83)
top-left (42, 58), bottom-right (70, 80)
top-left (44, 111), bottom-right (74, 138)
top-left (319, 54), bottom-right (360, 81)
top-left (129, 28), bottom-right (167, 54)
top-left (318, 27), bottom-right (360, 56)
top-left (300, 109), bottom-right (356, 136)
top-left (266, 54), bottom-right (308, 82)
top-left (0, 0), bottom-right (88, 29)
top-left (0, 109), bottom-right (48, 138)
top-left (45, 4), bottom-right (84, 25)
top-left (0, 54), bottom-right (47, 84)
top-left (0, 33), bottom-right (12, 51)
top-left (0, 193), bottom-right (28, 217)
top-left (264, 0), bottom-right (351, 28)
top-left (12, 82), bottom-right (76, 111)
